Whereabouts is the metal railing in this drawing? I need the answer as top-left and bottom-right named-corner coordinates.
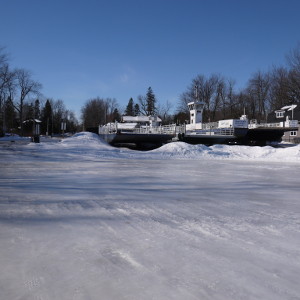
top-left (178, 124), bottom-right (235, 136)
top-left (99, 123), bottom-right (117, 134)
top-left (249, 122), bottom-right (281, 129)
top-left (202, 122), bottom-right (219, 130)
top-left (99, 123), bottom-right (177, 135)
top-left (185, 127), bottom-right (235, 136)
top-left (126, 124), bottom-right (176, 135)
top-left (219, 128), bottom-right (235, 136)
top-left (249, 120), bottom-right (299, 129)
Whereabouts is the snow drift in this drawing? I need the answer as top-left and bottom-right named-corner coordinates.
top-left (2, 131), bottom-right (300, 163)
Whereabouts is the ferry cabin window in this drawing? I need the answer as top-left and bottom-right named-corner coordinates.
top-left (275, 111), bottom-right (284, 118)
top-left (290, 131), bottom-right (297, 136)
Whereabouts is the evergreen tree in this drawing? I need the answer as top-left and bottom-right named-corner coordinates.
top-left (112, 108), bottom-right (121, 122)
top-left (146, 87), bottom-right (156, 116)
top-left (25, 103), bottom-right (35, 120)
top-left (134, 103), bottom-right (140, 116)
top-left (34, 99), bottom-right (40, 119)
top-left (125, 98), bottom-right (134, 115)
top-left (41, 99), bottom-right (52, 135)
top-left (4, 97), bottom-right (17, 132)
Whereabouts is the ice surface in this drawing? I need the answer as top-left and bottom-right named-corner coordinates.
top-left (1, 132), bottom-right (300, 300)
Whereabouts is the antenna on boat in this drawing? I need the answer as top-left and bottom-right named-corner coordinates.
top-left (194, 85), bottom-right (198, 100)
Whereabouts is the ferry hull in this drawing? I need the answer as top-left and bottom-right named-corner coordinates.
top-left (99, 132), bottom-right (174, 148)
top-left (178, 128), bottom-right (248, 145)
top-left (243, 128), bottom-right (287, 146)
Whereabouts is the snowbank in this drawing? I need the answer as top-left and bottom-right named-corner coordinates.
top-left (60, 132), bottom-right (113, 149)
top-left (8, 131), bottom-right (299, 162)
top-left (152, 141), bottom-right (300, 162)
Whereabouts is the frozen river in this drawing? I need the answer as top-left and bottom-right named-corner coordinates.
top-left (1, 133), bottom-right (300, 300)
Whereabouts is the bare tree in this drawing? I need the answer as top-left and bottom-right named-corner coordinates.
top-left (178, 75), bottom-right (206, 116)
top-left (50, 99), bottom-right (66, 133)
top-left (268, 67), bottom-right (290, 110)
top-left (246, 71), bottom-right (270, 120)
top-left (0, 48), bottom-right (14, 134)
top-left (177, 90), bottom-right (191, 114)
top-left (226, 79), bottom-right (237, 117)
top-left (81, 98), bottom-right (103, 128)
top-left (105, 98), bottom-right (118, 122)
top-left (286, 43), bottom-right (300, 72)
top-left (157, 100), bottom-right (173, 124)
top-left (65, 110), bottom-right (79, 133)
top-left (137, 95), bottom-right (148, 115)
top-left (288, 70), bottom-right (300, 102)
top-left (178, 74), bottom-right (223, 122)
top-left (236, 91), bottom-right (251, 117)
top-left (81, 97), bottom-right (118, 128)
top-left (213, 77), bottom-right (227, 120)
top-left (0, 46), bottom-right (9, 68)
top-left (14, 69), bottom-right (42, 135)
top-left (0, 62), bottom-right (11, 94)
top-left (203, 75), bottom-right (219, 121)
top-left (286, 44), bottom-right (300, 102)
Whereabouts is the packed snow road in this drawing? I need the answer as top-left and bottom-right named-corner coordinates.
top-left (0, 133), bottom-right (300, 300)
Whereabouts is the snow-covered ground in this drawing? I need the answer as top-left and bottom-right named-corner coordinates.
top-left (1, 132), bottom-right (300, 300)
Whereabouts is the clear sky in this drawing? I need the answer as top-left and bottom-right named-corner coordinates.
top-left (1, 0), bottom-right (300, 119)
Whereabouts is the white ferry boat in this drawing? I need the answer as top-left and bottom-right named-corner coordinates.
top-left (177, 99), bottom-right (249, 145)
top-left (98, 115), bottom-right (176, 149)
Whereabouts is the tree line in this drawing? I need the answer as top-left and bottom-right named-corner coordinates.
top-left (81, 87), bottom-right (160, 129)
top-left (2, 44), bottom-right (300, 136)
top-left (1, 45), bottom-right (166, 136)
top-left (176, 45), bottom-right (300, 124)
top-left (0, 47), bottom-right (78, 136)
top-left (80, 87), bottom-right (174, 129)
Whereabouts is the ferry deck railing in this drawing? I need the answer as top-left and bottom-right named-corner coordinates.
top-left (99, 123), bottom-right (177, 135)
top-left (176, 124), bottom-right (235, 136)
top-left (249, 119), bottom-right (299, 129)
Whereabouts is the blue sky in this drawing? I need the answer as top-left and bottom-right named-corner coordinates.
top-left (1, 0), bottom-right (300, 119)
